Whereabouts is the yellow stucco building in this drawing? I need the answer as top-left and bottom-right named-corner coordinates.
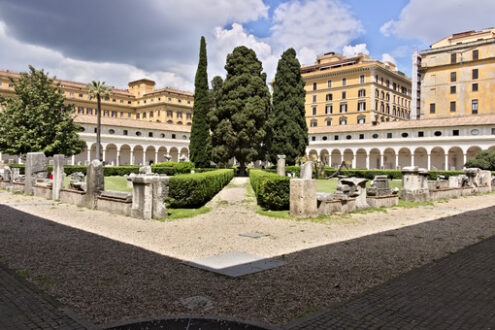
top-left (302, 52), bottom-right (412, 128)
top-left (0, 70), bottom-right (194, 126)
top-left (415, 28), bottom-right (495, 119)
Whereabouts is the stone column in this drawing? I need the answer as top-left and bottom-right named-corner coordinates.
top-left (444, 153), bottom-right (449, 171)
top-left (289, 179), bottom-right (317, 218)
top-left (83, 160), bottom-right (104, 209)
top-left (25, 152), bottom-right (47, 195)
top-left (155, 151), bottom-right (158, 165)
top-left (52, 154), bottom-right (65, 200)
top-left (328, 152), bottom-right (332, 167)
top-left (87, 148), bottom-right (91, 163)
top-left (71, 155), bottom-right (75, 166)
top-left (427, 153), bottom-right (431, 170)
top-left (102, 148), bottom-right (106, 163)
top-left (395, 153), bottom-right (399, 169)
top-left (366, 154), bottom-right (370, 170)
top-left (462, 154), bottom-right (466, 168)
top-left (301, 161), bottom-right (313, 180)
top-left (411, 154), bottom-right (415, 167)
top-left (351, 155), bottom-right (356, 169)
top-left (277, 155), bottom-right (286, 176)
top-left (130, 150), bottom-right (134, 165)
top-left (116, 149), bottom-right (120, 166)
top-left (380, 153), bottom-right (384, 169)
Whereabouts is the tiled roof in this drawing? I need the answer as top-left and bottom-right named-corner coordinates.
top-left (144, 87), bottom-right (193, 97)
top-left (309, 114), bottom-right (495, 134)
top-left (74, 115), bottom-right (191, 133)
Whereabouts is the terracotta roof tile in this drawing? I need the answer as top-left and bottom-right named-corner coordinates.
top-left (74, 115), bottom-right (191, 133)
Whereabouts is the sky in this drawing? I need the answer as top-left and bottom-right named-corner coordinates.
top-left (0, 0), bottom-right (494, 92)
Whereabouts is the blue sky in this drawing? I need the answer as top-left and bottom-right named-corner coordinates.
top-left (0, 0), bottom-right (493, 90)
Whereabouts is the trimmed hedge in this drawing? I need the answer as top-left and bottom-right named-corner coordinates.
top-left (154, 161), bottom-right (195, 174)
top-left (168, 169), bottom-right (234, 208)
top-left (249, 169), bottom-right (290, 210)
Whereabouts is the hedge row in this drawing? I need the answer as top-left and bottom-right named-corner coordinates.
top-left (323, 169), bottom-right (472, 180)
top-left (249, 169), bottom-right (290, 210)
top-left (168, 169), bottom-right (234, 208)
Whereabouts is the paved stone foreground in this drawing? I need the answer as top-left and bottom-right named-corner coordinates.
top-left (285, 235), bottom-right (495, 330)
top-left (0, 262), bottom-right (94, 330)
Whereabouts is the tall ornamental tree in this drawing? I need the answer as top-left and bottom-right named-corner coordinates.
top-left (267, 48), bottom-right (308, 165)
top-left (189, 36), bottom-right (211, 167)
top-left (209, 46), bottom-right (271, 174)
top-left (86, 80), bottom-right (111, 161)
top-left (0, 66), bottom-right (85, 156)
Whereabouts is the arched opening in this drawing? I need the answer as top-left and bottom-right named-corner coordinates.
top-left (320, 150), bottom-right (329, 165)
top-left (369, 148), bottom-right (380, 169)
top-left (157, 146), bottom-right (168, 163)
top-left (414, 147), bottom-right (428, 169)
top-left (330, 150), bottom-right (342, 167)
top-left (169, 147), bottom-right (179, 162)
top-left (89, 143), bottom-right (103, 162)
top-left (180, 147), bottom-right (189, 161)
top-left (74, 144), bottom-right (89, 165)
top-left (133, 145), bottom-right (144, 165)
top-left (145, 146), bottom-right (156, 165)
top-left (356, 149), bottom-right (367, 169)
top-left (383, 148), bottom-right (396, 170)
top-left (105, 144), bottom-right (118, 166)
top-left (398, 148), bottom-right (412, 169)
top-left (431, 147), bottom-right (446, 170)
top-left (448, 147), bottom-right (464, 170)
top-left (343, 149), bottom-right (354, 167)
top-left (119, 145), bottom-right (131, 165)
top-left (466, 146), bottom-right (482, 163)
top-left (308, 149), bottom-right (318, 161)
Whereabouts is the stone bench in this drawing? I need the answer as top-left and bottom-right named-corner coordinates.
top-left (60, 188), bottom-right (86, 206)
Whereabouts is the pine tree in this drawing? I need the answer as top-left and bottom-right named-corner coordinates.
top-left (0, 66), bottom-right (85, 157)
top-left (267, 48), bottom-right (308, 165)
top-left (210, 46), bottom-right (271, 174)
top-left (189, 36), bottom-right (211, 167)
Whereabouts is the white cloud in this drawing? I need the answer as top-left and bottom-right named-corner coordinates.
top-left (381, 53), bottom-right (396, 65)
top-left (381, 0), bottom-right (495, 43)
top-left (342, 43), bottom-right (369, 58)
top-left (270, 0), bottom-right (364, 65)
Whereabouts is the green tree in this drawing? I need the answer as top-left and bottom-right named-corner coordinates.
top-left (0, 66), bottom-right (85, 157)
top-left (210, 46), bottom-right (271, 174)
top-left (209, 75), bottom-right (223, 110)
top-left (86, 80), bottom-right (111, 161)
top-left (267, 48), bottom-right (308, 165)
top-left (465, 149), bottom-right (495, 170)
top-left (189, 36), bottom-right (211, 168)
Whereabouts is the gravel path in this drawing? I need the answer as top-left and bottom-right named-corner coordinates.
top-left (1, 180), bottom-right (495, 327)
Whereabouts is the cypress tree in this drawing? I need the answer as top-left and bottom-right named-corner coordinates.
top-left (267, 48), bottom-right (308, 165)
top-left (210, 46), bottom-right (270, 174)
top-left (189, 36), bottom-right (211, 167)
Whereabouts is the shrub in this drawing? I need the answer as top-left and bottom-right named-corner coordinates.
top-left (249, 169), bottom-right (290, 210)
top-left (154, 161), bottom-right (195, 173)
top-left (465, 150), bottom-right (495, 170)
top-left (168, 169), bottom-right (234, 208)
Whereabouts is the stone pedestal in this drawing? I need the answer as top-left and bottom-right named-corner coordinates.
top-left (52, 154), bottom-right (65, 200)
top-left (401, 166), bottom-right (430, 202)
top-left (300, 161), bottom-right (313, 180)
top-left (290, 179), bottom-right (317, 218)
top-left (82, 160), bottom-right (104, 209)
top-left (130, 168), bottom-right (169, 220)
top-left (367, 175), bottom-right (392, 196)
top-left (152, 176), bottom-right (169, 218)
top-left (277, 155), bottom-right (286, 176)
top-left (25, 152), bottom-right (47, 195)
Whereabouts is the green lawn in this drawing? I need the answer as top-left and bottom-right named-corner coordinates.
top-left (316, 178), bottom-right (402, 193)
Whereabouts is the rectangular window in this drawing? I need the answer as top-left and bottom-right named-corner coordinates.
top-left (453, 129), bottom-right (459, 136)
top-left (77, 107), bottom-right (84, 114)
top-left (167, 111), bottom-right (173, 117)
top-left (142, 112), bottom-right (147, 118)
top-left (112, 98), bottom-right (116, 102)
top-left (123, 130), bottom-right (128, 136)
top-left (111, 111), bottom-right (117, 117)
top-left (171, 134), bottom-right (176, 139)
top-left (94, 128), bottom-right (97, 133)
top-left (127, 113), bottom-right (131, 118)
top-left (450, 72), bottom-right (456, 82)
top-left (358, 101), bottom-right (366, 111)
top-left (472, 99), bottom-right (478, 114)
top-left (148, 132), bottom-right (153, 137)
top-left (120, 100), bottom-right (124, 104)
top-left (69, 92), bottom-right (74, 97)
top-left (472, 69), bottom-right (479, 80)
top-left (326, 119), bottom-right (331, 126)
top-left (128, 101), bottom-right (131, 104)
top-left (418, 131), bottom-right (424, 137)
top-left (325, 104), bottom-right (332, 114)
top-left (86, 108), bottom-right (92, 115)
top-left (360, 75), bottom-right (365, 84)
top-left (149, 111), bottom-right (154, 118)
top-left (492, 128), bottom-right (495, 135)
top-left (312, 95), bottom-right (317, 103)
top-left (387, 132), bottom-right (392, 139)
top-left (103, 110), bottom-right (109, 117)
top-left (177, 112), bottom-right (183, 118)
top-left (340, 103), bottom-right (347, 113)
top-left (450, 85), bottom-right (456, 94)
top-left (334, 135), bottom-right (339, 141)
top-left (450, 101), bottom-right (456, 112)
top-left (312, 106), bottom-right (317, 115)
top-left (473, 50), bottom-right (479, 60)
top-left (327, 80), bottom-right (332, 88)
top-left (312, 82), bottom-right (317, 91)
top-left (342, 78), bottom-right (347, 86)
top-left (473, 83), bottom-right (478, 91)
top-left (430, 103), bottom-right (436, 114)
top-left (451, 53), bottom-right (456, 64)
top-left (359, 134), bottom-right (364, 139)
top-left (186, 113), bottom-right (192, 119)
top-left (341, 91), bottom-right (346, 99)
top-left (310, 120), bottom-right (317, 127)
top-left (136, 113), bottom-right (140, 119)
top-left (120, 112), bottom-right (124, 117)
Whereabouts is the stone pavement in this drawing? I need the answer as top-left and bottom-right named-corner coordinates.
top-left (0, 262), bottom-right (94, 330)
top-left (285, 235), bottom-right (495, 330)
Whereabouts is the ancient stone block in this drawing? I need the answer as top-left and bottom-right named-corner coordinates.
top-left (367, 175), bottom-right (392, 196)
top-left (300, 161), bottom-right (313, 180)
top-left (277, 155), bottom-right (286, 176)
top-left (82, 160), bottom-right (104, 209)
top-left (25, 152), bottom-right (47, 195)
top-left (52, 154), bottom-right (65, 200)
top-left (289, 179), bottom-right (317, 218)
top-left (401, 166), bottom-right (430, 202)
top-left (339, 177), bottom-right (368, 209)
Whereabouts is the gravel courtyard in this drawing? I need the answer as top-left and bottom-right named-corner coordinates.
top-left (1, 177), bottom-right (495, 327)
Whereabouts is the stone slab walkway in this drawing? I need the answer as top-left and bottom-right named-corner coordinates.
top-left (285, 235), bottom-right (495, 330)
top-left (0, 262), bottom-right (94, 330)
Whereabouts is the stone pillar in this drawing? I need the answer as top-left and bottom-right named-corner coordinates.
top-left (427, 153), bottom-right (431, 170)
top-left (290, 179), bottom-right (317, 218)
top-left (366, 154), bottom-right (370, 170)
top-left (351, 155), bottom-right (356, 169)
top-left (71, 155), bottom-right (75, 166)
top-left (277, 155), bottom-right (286, 176)
top-left (52, 154), bottom-right (65, 200)
top-left (87, 148), bottom-right (91, 163)
top-left (380, 153), bottom-right (384, 169)
top-left (130, 150), bottom-right (134, 165)
top-left (152, 175), bottom-right (169, 218)
top-left (25, 152), bottom-right (47, 195)
top-left (328, 152), bottom-right (332, 167)
top-left (155, 151), bottom-right (158, 165)
top-left (83, 160), bottom-right (104, 209)
top-left (444, 154), bottom-right (449, 171)
top-left (116, 150), bottom-right (120, 166)
top-left (142, 150), bottom-right (146, 165)
top-left (395, 153), bottom-right (399, 169)
top-left (130, 175), bottom-right (154, 219)
top-left (411, 154), bottom-right (415, 167)
top-left (401, 166), bottom-right (430, 202)
top-left (301, 161), bottom-right (313, 180)
top-left (102, 148), bottom-right (106, 163)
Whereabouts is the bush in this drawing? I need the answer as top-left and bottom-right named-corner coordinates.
top-left (465, 150), bottom-right (495, 170)
top-left (168, 169), bottom-right (234, 208)
top-left (249, 169), bottom-right (290, 210)
top-left (154, 161), bottom-right (195, 173)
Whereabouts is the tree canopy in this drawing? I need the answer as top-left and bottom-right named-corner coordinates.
top-left (465, 149), bottom-right (495, 170)
top-left (0, 66), bottom-right (85, 157)
top-left (189, 36), bottom-right (211, 167)
top-left (209, 46), bottom-right (271, 173)
top-left (267, 48), bottom-right (308, 165)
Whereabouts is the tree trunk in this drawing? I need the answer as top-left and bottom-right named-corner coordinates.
top-left (96, 95), bottom-right (102, 161)
top-left (239, 161), bottom-right (246, 176)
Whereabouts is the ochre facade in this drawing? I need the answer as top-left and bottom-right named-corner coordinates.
top-left (418, 28), bottom-right (495, 118)
top-left (302, 52), bottom-right (412, 128)
top-left (0, 70), bottom-right (193, 126)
